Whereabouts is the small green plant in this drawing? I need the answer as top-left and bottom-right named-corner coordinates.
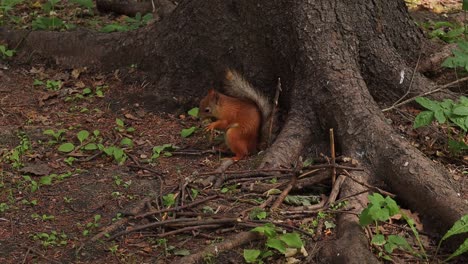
top-left (114, 118), bottom-right (135, 133)
top-left (82, 214), bottom-right (101, 236)
top-left (424, 21), bottom-right (466, 43)
top-left (413, 96), bottom-right (468, 153)
top-left (21, 199), bottom-right (38, 206)
top-left (34, 79), bottom-right (63, 90)
top-left (112, 213), bottom-right (122, 222)
top-left (22, 175), bottom-right (39, 192)
top-left (151, 144), bottom-right (177, 160)
top-left (101, 145), bottom-right (127, 164)
top-left (70, 0), bottom-right (93, 14)
top-left (249, 207), bottom-right (267, 220)
top-left (244, 223), bottom-right (305, 263)
top-left (0, 202), bottom-right (9, 212)
top-left (162, 193), bottom-right (176, 207)
top-left (65, 85), bottom-right (106, 102)
top-left (100, 12), bottom-right (153, 32)
top-left (359, 193), bottom-right (423, 261)
top-left (31, 213), bottom-right (55, 221)
top-left (220, 184), bottom-right (238, 194)
top-left (57, 129), bottom-right (101, 153)
top-left (43, 128), bottom-right (66, 144)
top-left (32, 230), bottom-right (68, 247)
top-left (64, 156), bottom-right (75, 165)
top-left (181, 107), bottom-right (199, 138)
top-left (442, 41), bottom-right (468, 72)
top-left (360, 194), bottom-right (468, 262)
top-left (108, 244), bottom-right (119, 255)
top-left (0, 44), bottom-right (14, 59)
top-left (0, 0), bottom-right (23, 25)
top-left (191, 188), bottom-right (199, 199)
top-left (2, 132), bottom-right (30, 169)
top-left (435, 215), bottom-right (468, 262)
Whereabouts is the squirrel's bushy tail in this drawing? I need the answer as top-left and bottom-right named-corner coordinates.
top-left (224, 69), bottom-right (272, 123)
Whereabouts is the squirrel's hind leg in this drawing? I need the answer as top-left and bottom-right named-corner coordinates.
top-left (225, 128), bottom-right (249, 160)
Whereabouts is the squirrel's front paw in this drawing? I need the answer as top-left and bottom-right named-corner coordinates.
top-left (205, 123), bottom-right (217, 131)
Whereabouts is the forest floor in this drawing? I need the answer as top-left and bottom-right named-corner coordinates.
top-left (0, 1), bottom-right (467, 263)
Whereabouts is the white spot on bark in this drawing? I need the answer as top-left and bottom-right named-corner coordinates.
top-left (399, 70), bottom-right (405, 84)
top-left (404, 161), bottom-right (409, 167)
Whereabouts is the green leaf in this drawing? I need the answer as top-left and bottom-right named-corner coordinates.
top-left (371, 234), bottom-right (386, 246)
top-left (33, 79), bottom-right (44, 86)
top-left (43, 129), bottom-right (55, 136)
top-left (94, 214), bottom-right (101, 222)
top-left (441, 215), bottom-right (468, 241)
top-left (188, 107), bottom-right (199, 117)
top-left (384, 196), bottom-right (400, 216)
top-left (83, 143), bottom-right (98, 150)
top-left (243, 249), bottom-right (261, 263)
top-left (82, 87), bottom-right (92, 95)
top-left (415, 97), bottom-right (440, 111)
top-left (113, 148), bottom-right (125, 163)
top-left (453, 106), bottom-right (468, 116)
top-left (266, 238), bottom-right (287, 254)
top-left (39, 175), bottom-right (53, 185)
top-left (359, 207), bottom-right (373, 226)
top-left (181, 127), bottom-right (196, 138)
top-left (279, 233), bottom-right (303, 248)
top-left (449, 116), bottom-right (468, 131)
top-left (384, 242), bottom-right (398, 254)
top-left (162, 193), bottom-right (176, 207)
top-left (120, 138), bottom-right (133, 147)
top-left (324, 221), bottom-right (336, 229)
top-left (103, 146), bottom-right (115, 156)
top-left (445, 238), bottom-right (468, 262)
top-left (413, 111), bottom-right (434, 128)
top-left (77, 130), bottom-right (89, 144)
top-left (463, 0), bottom-right (468, 11)
top-left (252, 223), bottom-right (277, 238)
top-left (446, 27), bottom-right (465, 40)
top-left (434, 110), bottom-right (446, 124)
top-left (387, 235), bottom-right (412, 251)
top-left (58, 143), bottom-right (75, 153)
top-left (115, 118), bottom-right (124, 127)
top-left (368, 193), bottom-right (385, 204)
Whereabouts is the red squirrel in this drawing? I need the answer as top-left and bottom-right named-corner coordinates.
top-left (199, 69), bottom-right (272, 160)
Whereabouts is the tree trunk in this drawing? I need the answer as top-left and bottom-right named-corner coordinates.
top-left (1, 0), bottom-right (466, 261)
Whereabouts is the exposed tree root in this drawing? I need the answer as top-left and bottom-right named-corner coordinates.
top-left (317, 171), bottom-right (378, 264)
top-left (175, 231), bottom-right (262, 264)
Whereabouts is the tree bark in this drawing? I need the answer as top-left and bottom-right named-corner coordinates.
top-left (1, 0), bottom-right (466, 260)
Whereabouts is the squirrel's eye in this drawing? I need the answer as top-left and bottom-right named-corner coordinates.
top-left (204, 107), bottom-right (211, 113)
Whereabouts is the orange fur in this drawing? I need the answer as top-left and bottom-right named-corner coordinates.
top-left (200, 89), bottom-right (261, 160)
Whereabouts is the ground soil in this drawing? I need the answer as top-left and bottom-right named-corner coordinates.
top-left (0, 1), bottom-right (467, 263)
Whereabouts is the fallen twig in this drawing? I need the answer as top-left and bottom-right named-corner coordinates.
top-left (158, 224), bottom-right (222, 237)
top-left (326, 174), bottom-right (346, 206)
top-left (175, 231), bottom-right (262, 264)
top-left (135, 195), bottom-right (218, 218)
top-left (271, 175), bottom-right (297, 210)
top-left (382, 76), bottom-right (468, 112)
